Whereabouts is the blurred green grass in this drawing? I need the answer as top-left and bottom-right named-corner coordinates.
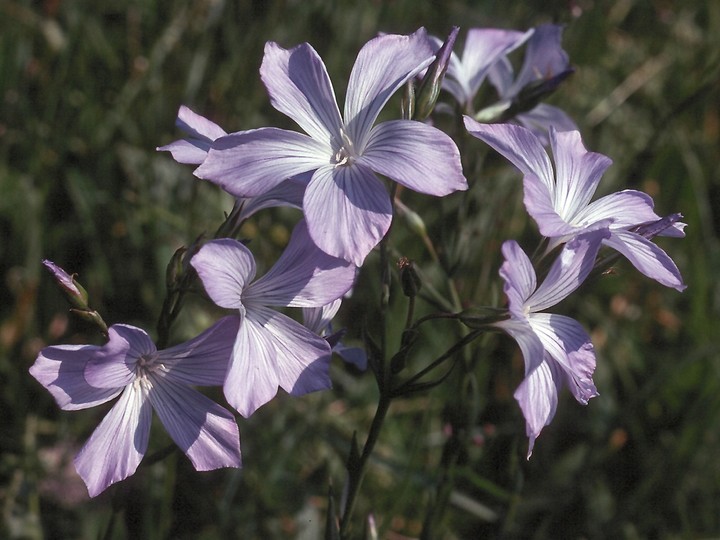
top-left (1, 0), bottom-right (719, 538)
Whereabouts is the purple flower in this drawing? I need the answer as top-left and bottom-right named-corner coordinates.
top-left (29, 317), bottom-right (242, 497)
top-left (194, 29), bottom-right (468, 266)
top-left (495, 230), bottom-right (609, 456)
top-left (486, 24), bottom-right (577, 139)
top-left (428, 27), bottom-right (531, 112)
top-left (157, 105), bottom-right (305, 222)
top-left (303, 299), bottom-right (367, 371)
top-left (190, 220), bottom-right (356, 416)
top-left (464, 120), bottom-right (686, 291)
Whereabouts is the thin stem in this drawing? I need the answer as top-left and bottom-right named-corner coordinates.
top-left (338, 394), bottom-right (392, 539)
top-left (338, 181), bottom-right (399, 537)
top-left (392, 329), bottom-right (481, 396)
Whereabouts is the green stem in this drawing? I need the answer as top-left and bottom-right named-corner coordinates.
top-left (338, 393), bottom-right (392, 539)
top-left (392, 329), bottom-right (480, 396)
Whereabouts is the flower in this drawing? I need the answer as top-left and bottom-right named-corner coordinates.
top-left (157, 105), bottom-right (306, 222)
top-left (495, 230), bottom-right (609, 456)
top-left (194, 28), bottom-right (468, 266)
top-left (485, 24), bottom-right (577, 139)
top-left (29, 317), bottom-right (242, 497)
top-left (464, 120), bottom-right (686, 290)
top-left (190, 220), bottom-right (357, 416)
top-left (428, 27), bottom-right (531, 112)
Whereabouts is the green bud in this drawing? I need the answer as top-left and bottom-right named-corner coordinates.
top-left (401, 79), bottom-right (415, 120)
top-left (398, 257), bottom-right (421, 298)
top-left (42, 259), bottom-right (89, 309)
top-left (165, 246), bottom-right (187, 291)
top-left (415, 26), bottom-right (459, 120)
top-left (390, 327), bottom-right (418, 374)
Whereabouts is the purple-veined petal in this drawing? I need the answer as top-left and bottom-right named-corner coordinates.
top-left (260, 41), bottom-right (343, 147)
top-left (499, 240), bottom-right (537, 313)
top-left (662, 223), bottom-right (686, 237)
top-left (529, 229), bottom-right (608, 312)
top-left (257, 307), bottom-right (332, 397)
top-left (148, 377), bottom-right (241, 470)
top-left (74, 384), bottom-right (152, 497)
top-left (224, 313), bottom-right (279, 417)
top-left (176, 105), bottom-right (227, 141)
top-left (510, 24), bottom-right (569, 96)
top-left (333, 341), bottom-right (368, 370)
top-left (461, 28), bottom-right (530, 104)
top-left (574, 190), bottom-right (658, 230)
top-left (513, 357), bottom-right (561, 457)
top-left (604, 230), bottom-right (686, 291)
top-left (437, 40), bottom-right (467, 105)
top-left (159, 139), bottom-right (213, 165)
top-left (515, 104), bottom-right (578, 143)
top-left (550, 129), bottom-right (613, 218)
top-left (191, 239), bottom-right (256, 310)
top-left (224, 308), bottom-right (332, 417)
top-left (359, 120), bottom-right (467, 196)
top-left (344, 29), bottom-right (434, 149)
top-left (246, 220), bottom-right (356, 307)
top-left (30, 345), bottom-right (122, 410)
top-left (303, 298), bottom-right (342, 334)
top-left (488, 56), bottom-right (515, 97)
top-left (304, 163), bottom-right (392, 266)
top-left (528, 313), bottom-right (598, 404)
top-left (494, 318), bottom-right (545, 375)
top-left (463, 119), bottom-right (555, 192)
top-left (237, 178), bottom-right (306, 222)
top-left (523, 173), bottom-right (581, 238)
top-left (157, 106), bottom-right (228, 165)
top-left (195, 128), bottom-right (330, 198)
top-left (157, 316), bottom-right (239, 387)
top-left (84, 325), bottom-right (155, 389)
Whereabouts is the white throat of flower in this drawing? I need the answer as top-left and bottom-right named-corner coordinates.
top-left (134, 352), bottom-right (168, 387)
top-left (333, 127), bottom-right (358, 167)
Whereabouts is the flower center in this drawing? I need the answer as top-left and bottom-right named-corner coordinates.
top-left (135, 353), bottom-right (167, 379)
top-left (333, 128), bottom-right (358, 167)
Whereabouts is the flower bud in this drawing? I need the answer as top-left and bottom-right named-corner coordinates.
top-left (500, 68), bottom-right (574, 120)
top-left (634, 213), bottom-right (685, 239)
top-left (165, 246), bottom-right (187, 291)
top-left (401, 79), bottom-right (415, 120)
top-left (415, 26), bottom-right (459, 120)
top-left (398, 257), bottom-right (421, 298)
top-left (42, 259), bottom-right (89, 309)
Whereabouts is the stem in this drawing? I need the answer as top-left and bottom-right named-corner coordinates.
top-left (392, 329), bottom-right (480, 396)
top-left (338, 394), bottom-right (392, 539)
top-left (338, 181), bottom-right (399, 537)
top-left (156, 202), bottom-right (246, 348)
